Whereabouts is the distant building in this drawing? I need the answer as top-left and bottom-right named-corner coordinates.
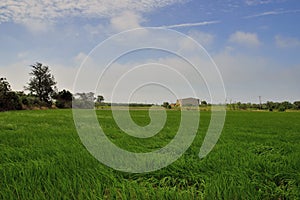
top-left (170, 103), bottom-right (177, 108)
top-left (176, 97), bottom-right (199, 107)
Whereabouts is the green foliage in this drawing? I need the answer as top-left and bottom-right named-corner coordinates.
top-left (96, 95), bottom-right (104, 103)
top-left (0, 91), bottom-right (22, 111)
top-left (73, 92), bottom-right (95, 108)
top-left (53, 89), bottom-right (73, 108)
top-left (266, 101), bottom-right (275, 111)
top-left (0, 77), bottom-right (10, 92)
top-left (281, 101), bottom-right (293, 110)
top-left (0, 78), bottom-right (22, 111)
top-left (17, 92), bottom-right (43, 109)
top-left (278, 105), bottom-right (286, 112)
top-left (227, 100), bottom-right (300, 111)
top-left (95, 95), bottom-right (105, 108)
top-left (294, 101), bottom-right (300, 109)
top-left (26, 62), bottom-right (57, 106)
top-left (162, 102), bottom-right (171, 109)
top-left (201, 100), bottom-right (207, 106)
top-left (0, 110), bottom-right (299, 199)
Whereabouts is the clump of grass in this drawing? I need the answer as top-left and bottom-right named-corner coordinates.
top-left (0, 124), bottom-right (17, 130)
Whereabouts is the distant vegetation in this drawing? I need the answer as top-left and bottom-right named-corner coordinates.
top-left (225, 100), bottom-right (300, 112)
top-left (25, 62), bottom-right (57, 106)
top-left (0, 62), bottom-right (299, 112)
top-left (0, 77), bottom-right (22, 111)
top-left (0, 62), bottom-right (102, 111)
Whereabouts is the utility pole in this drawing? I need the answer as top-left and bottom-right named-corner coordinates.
top-left (259, 96), bottom-right (262, 109)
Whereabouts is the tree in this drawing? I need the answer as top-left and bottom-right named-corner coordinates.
top-left (278, 105), bottom-right (286, 112)
top-left (17, 92), bottom-right (39, 109)
top-left (201, 100), bottom-right (207, 106)
top-left (75, 92), bottom-right (95, 102)
top-left (162, 102), bottom-right (171, 109)
top-left (294, 101), bottom-right (300, 110)
top-left (266, 101), bottom-right (275, 111)
top-left (26, 62), bottom-right (56, 106)
top-left (280, 101), bottom-right (293, 110)
top-left (53, 90), bottom-right (73, 108)
top-left (96, 95), bottom-right (104, 103)
top-left (73, 92), bottom-right (95, 108)
top-left (0, 77), bottom-right (10, 93)
top-left (0, 77), bottom-right (22, 111)
top-left (236, 102), bottom-right (242, 109)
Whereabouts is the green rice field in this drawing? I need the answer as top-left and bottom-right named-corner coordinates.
top-left (0, 109), bottom-right (299, 199)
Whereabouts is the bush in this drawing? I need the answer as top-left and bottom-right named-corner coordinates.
top-left (294, 101), bottom-right (300, 110)
top-left (162, 102), bottom-right (170, 109)
top-left (55, 100), bottom-right (66, 108)
top-left (0, 78), bottom-right (22, 111)
top-left (0, 91), bottom-right (22, 111)
top-left (53, 90), bottom-right (73, 109)
top-left (278, 106), bottom-right (286, 112)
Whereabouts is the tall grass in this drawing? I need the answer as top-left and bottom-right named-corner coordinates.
top-left (0, 110), bottom-right (299, 199)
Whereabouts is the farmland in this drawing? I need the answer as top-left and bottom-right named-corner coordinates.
top-left (0, 109), bottom-right (299, 199)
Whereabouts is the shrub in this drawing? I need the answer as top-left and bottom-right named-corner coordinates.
top-left (278, 106), bottom-right (286, 112)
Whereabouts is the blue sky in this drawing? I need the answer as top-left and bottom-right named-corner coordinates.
top-left (0, 0), bottom-right (300, 103)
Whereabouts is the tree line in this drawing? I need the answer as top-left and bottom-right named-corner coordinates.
top-left (161, 100), bottom-right (300, 111)
top-left (0, 62), bottom-right (104, 112)
top-left (1, 62), bottom-right (299, 112)
top-left (226, 101), bottom-right (300, 112)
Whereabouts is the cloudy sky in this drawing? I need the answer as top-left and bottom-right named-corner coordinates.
top-left (0, 0), bottom-right (300, 103)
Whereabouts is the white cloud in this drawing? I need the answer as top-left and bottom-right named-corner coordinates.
top-left (0, 0), bottom-right (183, 24)
top-left (245, 0), bottom-right (274, 5)
top-left (229, 31), bottom-right (261, 47)
top-left (110, 11), bottom-right (143, 31)
top-left (245, 9), bottom-right (300, 18)
top-left (245, 0), bottom-right (289, 6)
top-left (275, 35), bottom-right (300, 48)
top-left (74, 52), bottom-right (88, 64)
top-left (160, 21), bottom-right (220, 28)
top-left (17, 51), bottom-right (30, 59)
top-left (86, 13), bottom-right (218, 34)
top-left (21, 19), bottom-right (54, 33)
top-left (50, 63), bottom-right (78, 92)
top-left (82, 11), bottom-right (144, 37)
top-left (175, 30), bottom-right (214, 53)
top-left (84, 23), bottom-right (106, 36)
top-left (188, 30), bottom-right (214, 46)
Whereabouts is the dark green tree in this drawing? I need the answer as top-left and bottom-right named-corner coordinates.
top-left (266, 101), bottom-right (275, 111)
top-left (26, 62), bottom-right (57, 106)
top-left (162, 102), bottom-right (171, 109)
top-left (201, 100), bottom-right (207, 106)
top-left (294, 101), bottom-right (300, 110)
top-left (53, 90), bottom-right (73, 108)
top-left (281, 101), bottom-right (293, 110)
top-left (0, 77), bottom-right (10, 93)
top-left (278, 105), bottom-right (286, 112)
top-left (96, 95), bottom-right (104, 103)
top-left (0, 77), bottom-right (22, 111)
